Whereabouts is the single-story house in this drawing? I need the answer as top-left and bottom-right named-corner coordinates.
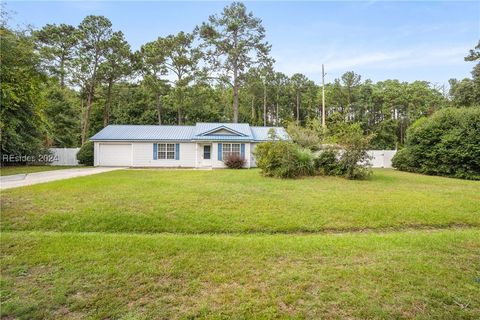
top-left (90, 122), bottom-right (288, 168)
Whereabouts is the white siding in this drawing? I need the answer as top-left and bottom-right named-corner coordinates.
top-left (132, 142), bottom-right (196, 167)
top-left (94, 142), bottom-right (99, 166)
top-left (250, 143), bottom-right (258, 167)
top-left (94, 141), bottom-right (259, 168)
top-left (210, 128), bottom-right (236, 135)
top-left (210, 142), bottom-right (252, 168)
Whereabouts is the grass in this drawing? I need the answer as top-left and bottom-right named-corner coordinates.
top-left (0, 165), bottom-right (79, 176)
top-left (2, 230), bottom-right (479, 319)
top-left (1, 169), bottom-right (479, 319)
top-left (1, 169), bottom-right (479, 233)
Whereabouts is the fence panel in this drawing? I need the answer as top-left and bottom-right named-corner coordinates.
top-left (367, 150), bottom-right (397, 168)
top-left (49, 148), bottom-right (80, 166)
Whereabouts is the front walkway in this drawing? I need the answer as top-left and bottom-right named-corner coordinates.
top-left (0, 167), bottom-right (124, 190)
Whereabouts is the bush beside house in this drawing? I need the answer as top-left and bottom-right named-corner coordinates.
top-left (77, 141), bottom-right (94, 166)
top-left (392, 107), bottom-right (480, 180)
top-left (254, 124), bottom-right (372, 180)
top-left (224, 154), bottom-right (246, 169)
top-left (254, 140), bottom-right (315, 178)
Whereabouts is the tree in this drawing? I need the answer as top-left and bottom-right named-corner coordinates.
top-left (1, 26), bottom-right (47, 160)
top-left (449, 41), bottom-right (480, 108)
top-left (271, 72), bottom-right (289, 125)
top-left (138, 38), bottom-right (169, 125)
top-left (72, 15), bottom-right (114, 145)
top-left (341, 71), bottom-right (361, 120)
top-left (290, 73), bottom-right (309, 123)
top-left (33, 23), bottom-right (78, 87)
top-left (392, 108), bottom-right (480, 180)
top-left (465, 41), bottom-right (480, 106)
top-left (326, 71), bottom-right (362, 119)
top-left (44, 83), bottom-right (79, 147)
top-left (464, 40), bottom-right (480, 62)
top-left (199, 2), bottom-right (271, 122)
top-left (449, 78), bottom-right (476, 107)
top-left (259, 64), bottom-right (274, 126)
top-left (162, 32), bottom-right (202, 124)
top-left (243, 67), bottom-right (263, 124)
top-left (98, 31), bottom-right (132, 127)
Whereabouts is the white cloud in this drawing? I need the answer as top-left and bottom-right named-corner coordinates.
top-left (273, 44), bottom-right (470, 77)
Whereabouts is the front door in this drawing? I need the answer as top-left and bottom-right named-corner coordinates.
top-left (201, 144), bottom-right (212, 166)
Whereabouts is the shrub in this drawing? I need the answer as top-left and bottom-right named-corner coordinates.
top-left (391, 147), bottom-right (417, 172)
top-left (254, 141), bottom-right (315, 179)
top-left (286, 121), bottom-right (322, 151)
top-left (294, 147), bottom-right (315, 176)
top-left (331, 123), bottom-right (373, 180)
top-left (392, 107), bottom-right (480, 180)
top-left (315, 148), bottom-right (340, 176)
top-left (77, 141), bottom-right (94, 166)
top-left (224, 153), bottom-right (246, 169)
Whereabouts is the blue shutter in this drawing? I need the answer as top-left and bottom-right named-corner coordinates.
top-left (153, 143), bottom-right (158, 160)
top-left (218, 143), bottom-right (223, 161)
top-left (175, 143), bottom-right (180, 160)
top-left (240, 143), bottom-right (245, 159)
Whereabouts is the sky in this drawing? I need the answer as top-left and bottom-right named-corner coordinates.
top-left (5, 1), bottom-right (480, 86)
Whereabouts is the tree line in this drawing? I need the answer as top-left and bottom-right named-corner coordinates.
top-left (1, 2), bottom-right (479, 160)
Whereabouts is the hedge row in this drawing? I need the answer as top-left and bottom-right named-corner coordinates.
top-left (392, 107), bottom-right (480, 180)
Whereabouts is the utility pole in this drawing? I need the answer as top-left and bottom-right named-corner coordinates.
top-left (263, 78), bottom-right (267, 126)
top-left (321, 64), bottom-right (326, 128)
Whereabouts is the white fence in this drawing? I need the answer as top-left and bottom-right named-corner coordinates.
top-left (49, 148), bottom-right (80, 166)
top-left (367, 150), bottom-right (397, 168)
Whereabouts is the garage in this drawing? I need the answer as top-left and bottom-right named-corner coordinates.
top-left (98, 143), bottom-right (132, 166)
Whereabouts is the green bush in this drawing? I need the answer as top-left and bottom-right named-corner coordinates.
top-left (256, 122), bottom-right (372, 180)
top-left (331, 123), bottom-right (373, 180)
top-left (293, 147), bottom-right (315, 177)
top-left (314, 148), bottom-right (340, 176)
top-left (77, 141), bottom-right (94, 166)
top-left (286, 121), bottom-right (323, 151)
top-left (254, 141), bottom-right (315, 179)
top-left (392, 108), bottom-right (480, 180)
top-left (391, 147), bottom-right (416, 172)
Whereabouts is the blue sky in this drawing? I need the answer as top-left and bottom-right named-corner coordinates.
top-left (6, 1), bottom-right (480, 85)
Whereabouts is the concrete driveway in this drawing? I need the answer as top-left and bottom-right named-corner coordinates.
top-left (1, 167), bottom-right (125, 190)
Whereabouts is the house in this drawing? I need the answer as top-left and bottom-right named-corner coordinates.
top-left (90, 122), bottom-right (288, 168)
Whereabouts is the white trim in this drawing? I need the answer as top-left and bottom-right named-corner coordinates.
top-left (198, 125), bottom-right (248, 137)
top-left (157, 143), bottom-right (176, 160)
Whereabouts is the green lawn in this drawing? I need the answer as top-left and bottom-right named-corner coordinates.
top-left (2, 169), bottom-right (479, 233)
top-left (0, 165), bottom-right (79, 176)
top-left (1, 169), bottom-right (479, 319)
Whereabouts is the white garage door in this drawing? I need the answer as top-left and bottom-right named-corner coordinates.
top-left (99, 143), bottom-right (132, 166)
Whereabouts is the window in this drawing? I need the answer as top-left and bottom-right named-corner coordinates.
top-left (203, 145), bottom-right (211, 159)
top-left (223, 143), bottom-right (241, 159)
top-left (157, 143), bottom-right (175, 160)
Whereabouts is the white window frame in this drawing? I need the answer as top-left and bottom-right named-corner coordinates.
top-left (222, 143), bottom-right (241, 160)
top-left (157, 143), bottom-right (176, 160)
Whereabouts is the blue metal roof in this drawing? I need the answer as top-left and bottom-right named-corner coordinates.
top-left (250, 126), bottom-right (290, 141)
top-left (90, 123), bottom-right (289, 142)
top-left (90, 125), bottom-right (194, 141)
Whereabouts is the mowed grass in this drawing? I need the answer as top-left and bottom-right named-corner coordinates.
top-left (2, 169), bottom-right (479, 233)
top-left (2, 230), bottom-right (479, 319)
top-left (0, 165), bottom-right (79, 176)
top-left (1, 169), bottom-right (480, 319)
